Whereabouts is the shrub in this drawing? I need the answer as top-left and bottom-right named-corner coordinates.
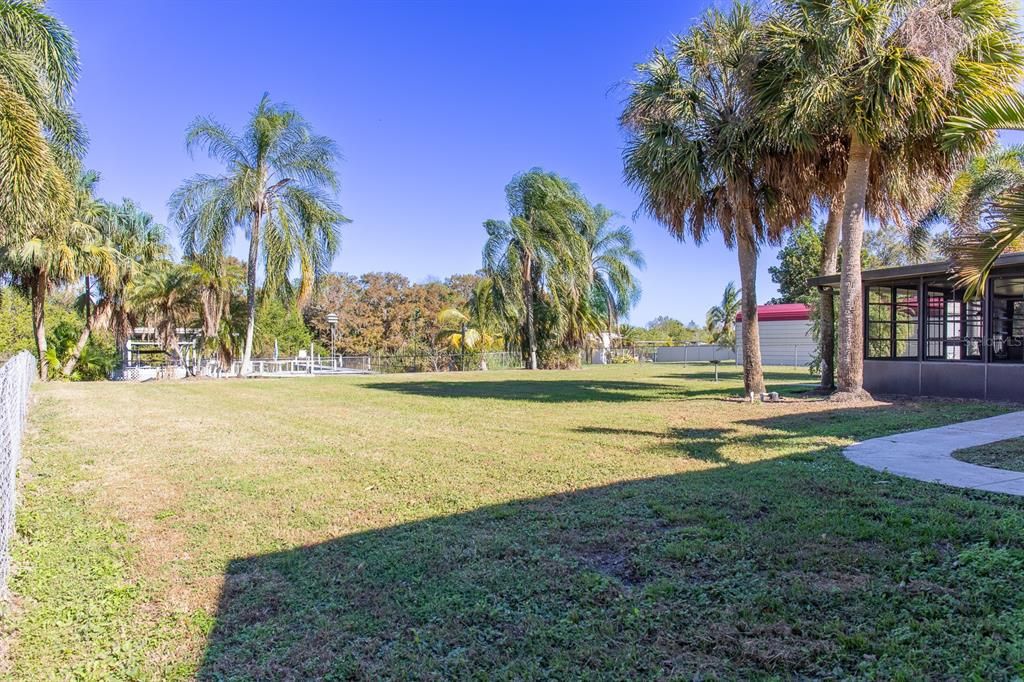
top-left (538, 348), bottom-right (581, 369)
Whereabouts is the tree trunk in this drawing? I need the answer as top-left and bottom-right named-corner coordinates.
top-left (62, 299), bottom-right (113, 377)
top-left (239, 208), bottom-right (262, 376)
top-left (818, 203), bottom-right (842, 391)
top-left (524, 255), bottom-right (537, 370)
top-left (30, 271), bottom-right (47, 381)
top-left (736, 222), bottom-right (765, 395)
top-left (835, 134), bottom-right (872, 400)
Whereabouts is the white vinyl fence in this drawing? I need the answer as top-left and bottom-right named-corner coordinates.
top-left (0, 352), bottom-right (35, 599)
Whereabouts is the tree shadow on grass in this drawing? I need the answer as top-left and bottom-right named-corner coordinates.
top-left (363, 377), bottom-right (812, 404)
top-left (197, 403), bottom-right (1024, 680)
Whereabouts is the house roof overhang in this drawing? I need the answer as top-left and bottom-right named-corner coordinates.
top-left (807, 252), bottom-right (1024, 289)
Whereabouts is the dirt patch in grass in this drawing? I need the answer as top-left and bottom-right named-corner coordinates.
top-left (953, 436), bottom-right (1024, 472)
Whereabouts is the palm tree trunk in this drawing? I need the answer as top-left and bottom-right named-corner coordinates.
top-left (736, 222), bottom-right (765, 395)
top-left (239, 209), bottom-right (262, 376)
top-left (30, 271), bottom-right (47, 381)
top-left (62, 299), bottom-right (112, 377)
top-left (835, 134), bottom-right (872, 400)
top-left (524, 255), bottom-right (538, 370)
top-left (818, 203), bottom-right (842, 391)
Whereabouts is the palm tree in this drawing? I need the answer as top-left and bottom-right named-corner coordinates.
top-left (62, 198), bottom-right (167, 377)
top-left (0, 169), bottom-right (115, 379)
top-left (435, 306), bottom-right (502, 367)
top-left (621, 4), bottom-right (807, 394)
top-left (0, 0), bottom-right (85, 244)
top-left (706, 281), bottom-right (741, 350)
top-left (585, 205), bottom-right (644, 336)
top-left (756, 0), bottom-right (1024, 399)
top-left (482, 169), bottom-right (590, 369)
top-left (189, 255), bottom-right (245, 370)
top-left (170, 94), bottom-right (350, 375)
top-left (942, 93), bottom-right (1024, 296)
top-left (129, 262), bottom-right (198, 360)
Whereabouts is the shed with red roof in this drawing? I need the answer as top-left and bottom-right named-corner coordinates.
top-left (735, 303), bottom-right (815, 367)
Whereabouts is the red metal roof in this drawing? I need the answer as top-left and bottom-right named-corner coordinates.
top-left (735, 303), bottom-right (811, 322)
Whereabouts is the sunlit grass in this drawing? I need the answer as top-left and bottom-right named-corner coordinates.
top-left (4, 363), bottom-right (1023, 679)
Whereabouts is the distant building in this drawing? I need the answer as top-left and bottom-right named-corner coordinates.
top-left (112, 327), bottom-right (201, 381)
top-left (736, 303), bottom-right (815, 367)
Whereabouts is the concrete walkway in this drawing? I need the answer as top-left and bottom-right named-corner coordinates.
top-left (844, 411), bottom-right (1024, 496)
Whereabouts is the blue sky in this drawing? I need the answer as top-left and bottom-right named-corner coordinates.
top-left (52, 1), bottom-right (840, 325)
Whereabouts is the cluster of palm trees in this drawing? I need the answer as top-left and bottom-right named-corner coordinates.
top-left (480, 169), bottom-right (645, 369)
top-left (622, 0), bottom-right (1024, 398)
top-left (0, 2), bottom-right (348, 379)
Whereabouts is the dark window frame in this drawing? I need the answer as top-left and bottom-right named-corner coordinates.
top-left (924, 281), bottom-right (983, 363)
top-left (989, 275), bottom-right (1024, 363)
top-left (864, 285), bottom-right (920, 361)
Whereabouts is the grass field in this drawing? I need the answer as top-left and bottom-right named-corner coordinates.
top-left (4, 363), bottom-right (1024, 679)
top-left (954, 437), bottom-right (1024, 473)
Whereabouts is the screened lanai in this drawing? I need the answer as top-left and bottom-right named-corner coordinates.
top-left (810, 253), bottom-right (1024, 400)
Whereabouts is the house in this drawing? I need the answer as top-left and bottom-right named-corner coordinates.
top-left (809, 253), bottom-right (1024, 400)
top-left (736, 303), bottom-right (815, 367)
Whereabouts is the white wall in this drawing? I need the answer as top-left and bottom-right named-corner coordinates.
top-left (736, 319), bottom-right (816, 367)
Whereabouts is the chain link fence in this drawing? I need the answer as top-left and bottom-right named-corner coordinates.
top-left (0, 352), bottom-right (35, 600)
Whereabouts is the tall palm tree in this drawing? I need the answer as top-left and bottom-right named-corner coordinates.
top-left (62, 198), bottom-right (167, 377)
top-left (943, 93), bottom-right (1024, 296)
top-left (0, 169), bottom-right (114, 379)
top-left (621, 4), bottom-right (807, 394)
top-left (0, 0), bottom-right (85, 244)
top-left (129, 262), bottom-right (198, 359)
top-left (706, 281), bottom-right (741, 350)
top-left (584, 205), bottom-right (645, 336)
top-left (482, 169), bottom-right (590, 369)
top-left (756, 0), bottom-right (1024, 399)
top-left (169, 94), bottom-right (350, 375)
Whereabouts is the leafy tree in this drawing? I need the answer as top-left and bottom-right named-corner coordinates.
top-left (254, 296), bottom-right (312, 357)
top-left (62, 198), bottom-right (168, 376)
top-left (0, 169), bottom-right (116, 378)
top-left (943, 93), bottom-right (1024, 294)
top-left (769, 220), bottom-right (822, 304)
top-left (129, 262), bottom-right (199, 359)
top-left (170, 94), bottom-right (350, 375)
top-left (585, 205), bottom-right (644, 334)
top-left (863, 223), bottom-right (938, 269)
top-left (482, 169), bottom-right (591, 369)
top-left (706, 282), bottom-right (741, 350)
top-left (305, 272), bottom-right (466, 355)
top-left (913, 144), bottom-right (1024, 257)
top-left (190, 255), bottom-right (245, 369)
top-left (757, 0), bottom-right (1024, 398)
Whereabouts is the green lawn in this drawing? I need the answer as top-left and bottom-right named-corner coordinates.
top-left (4, 363), bottom-right (1024, 679)
top-left (954, 437), bottom-right (1024, 473)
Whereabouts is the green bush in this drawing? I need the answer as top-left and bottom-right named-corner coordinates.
top-left (538, 348), bottom-right (581, 369)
